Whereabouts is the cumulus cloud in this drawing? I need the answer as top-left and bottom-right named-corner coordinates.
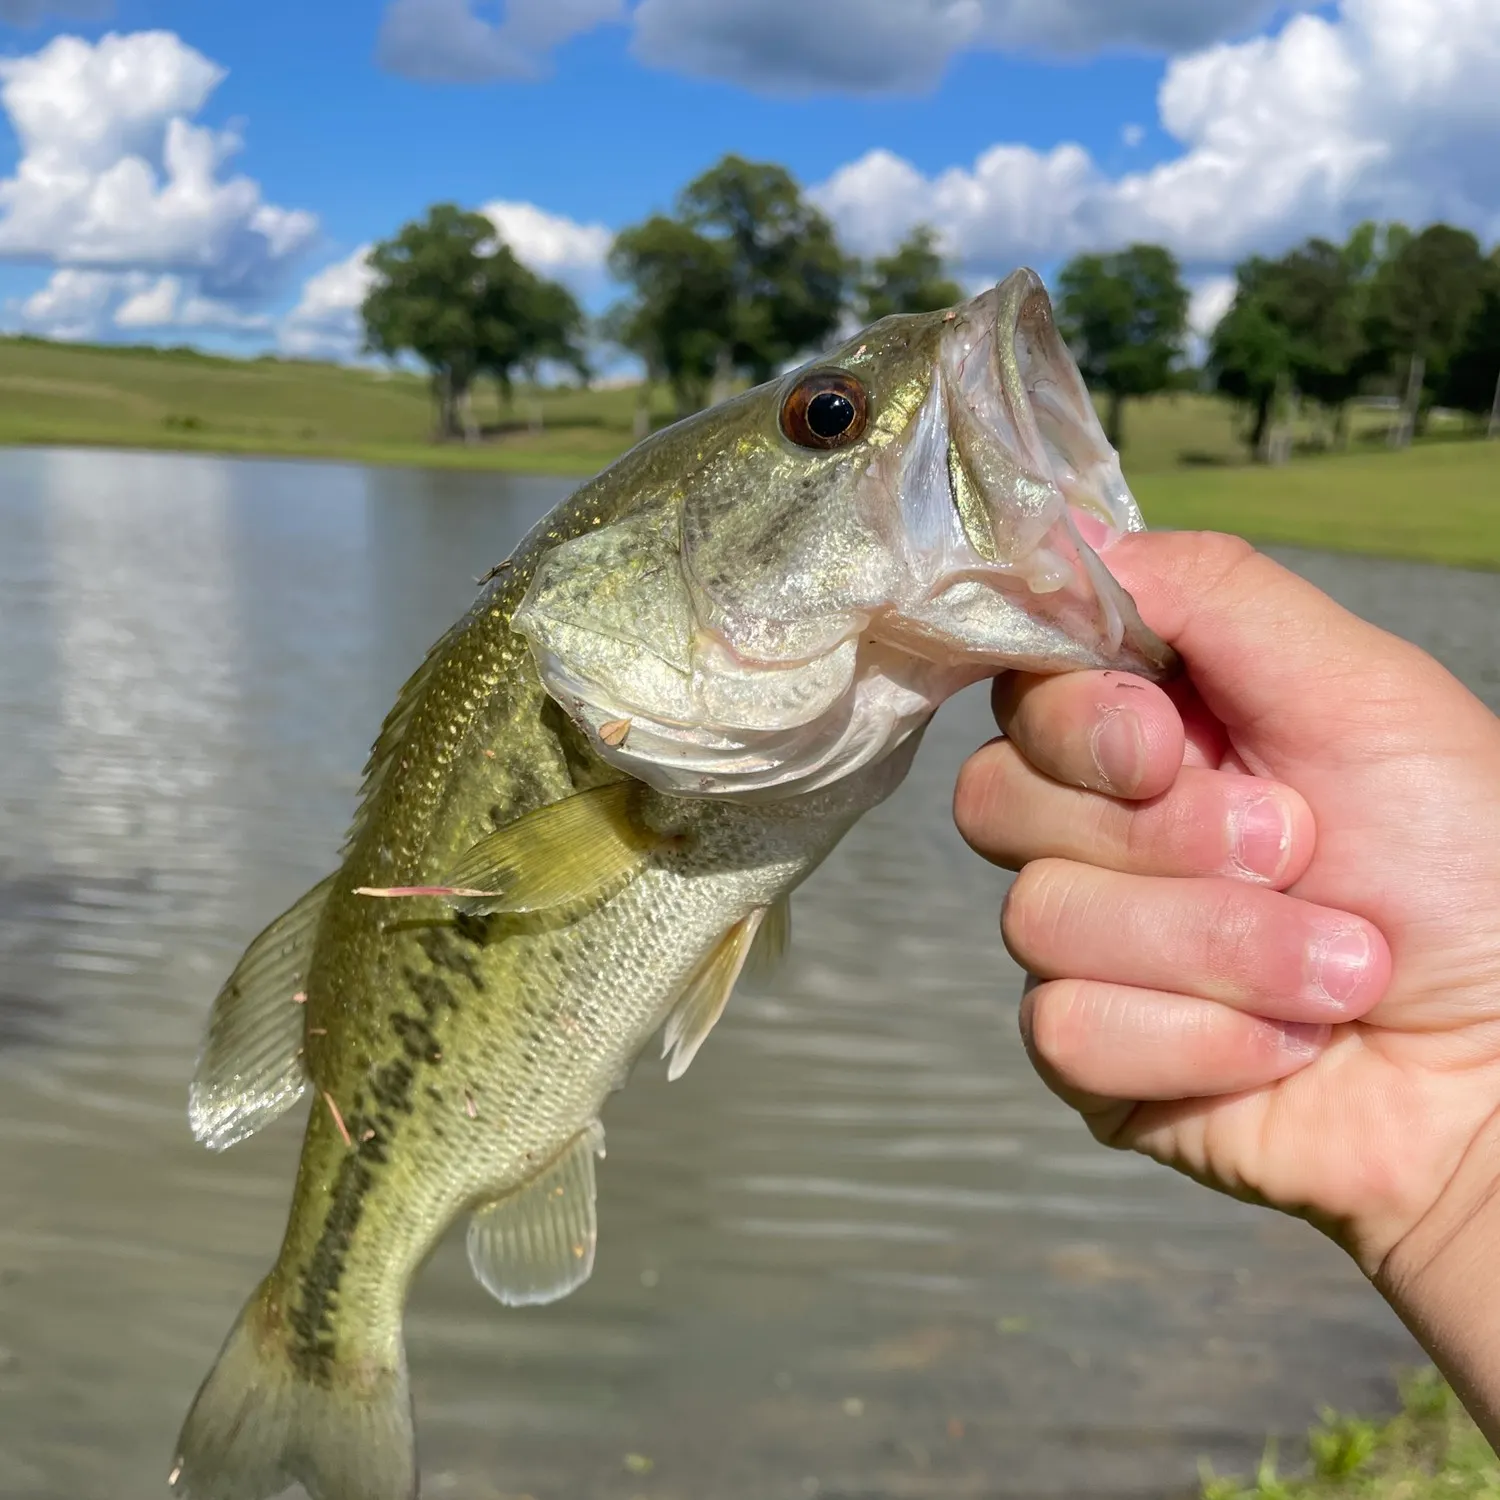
top-left (0, 30), bottom-right (317, 321)
top-left (481, 199), bottom-right (612, 284)
top-left (10, 265), bottom-right (275, 340)
top-left (814, 0), bottom-right (1500, 280)
top-left (278, 245), bottom-right (376, 359)
top-left (377, 0), bottom-right (624, 82)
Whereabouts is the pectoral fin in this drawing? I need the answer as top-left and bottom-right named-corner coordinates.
top-left (662, 908), bottom-right (767, 1082)
top-left (467, 1122), bottom-right (605, 1307)
top-left (357, 782), bottom-right (659, 917)
top-left (189, 874), bottom-right (334, 1152)
top-left (746, 891), bottom-right (792, 979)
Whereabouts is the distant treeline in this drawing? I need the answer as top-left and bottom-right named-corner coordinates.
top-left (359, 154), bottom-right (1500, 460)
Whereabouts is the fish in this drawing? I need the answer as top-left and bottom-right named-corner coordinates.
top-left (168, 269), bottom-right (1176, 1500)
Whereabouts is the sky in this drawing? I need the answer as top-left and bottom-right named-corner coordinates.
top-left (0, 0), bottom-right (1494, 362)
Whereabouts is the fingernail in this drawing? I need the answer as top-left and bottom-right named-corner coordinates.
top-left (1311, 926), bottom-right (1371, 1006)
top-left (1278, 1021), bottom-right (1332, 1058)
top-left (1229, 793), bottom-right (1292, 883)
top-left (1090, 708), bottom-right (1146, 794)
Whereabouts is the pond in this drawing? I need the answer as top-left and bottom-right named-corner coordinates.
top-left (5, 447), bottom-right (1495, 1500)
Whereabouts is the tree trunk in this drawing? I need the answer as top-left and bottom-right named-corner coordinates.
top-left (632, 383), bottom-right (651, 440)
top-left (459, 383), bottom-right (479, 445)
top-left (1488, 368), bottom-right (1500, 439)
top-left (1248, 391), bottom-right (1273, 460)
top-left (1105, 389), bottom-right (1125, 453)
top-left (1389, 351), bottom-right (1425, 449)
top-left (432, 370), bottom-right (462, 442)
top-left (1333, 401), bottom-right (1351, 450)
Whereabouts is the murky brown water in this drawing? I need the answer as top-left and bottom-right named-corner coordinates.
top-left (6, 447), bottom-right (1494, 1500)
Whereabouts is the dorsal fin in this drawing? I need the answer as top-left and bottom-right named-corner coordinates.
top-left (341, 615), bottom-right (467, 853)
top-left (189, 874), bottom-right (334, 1152)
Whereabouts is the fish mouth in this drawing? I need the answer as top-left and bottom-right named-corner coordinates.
top-left (885, 269), bottom-right (1176, 681)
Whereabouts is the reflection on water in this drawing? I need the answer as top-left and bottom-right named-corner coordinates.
top-left (3, 448), bottom-right (1475, 1500)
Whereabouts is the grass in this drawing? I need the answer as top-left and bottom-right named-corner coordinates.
top-left (0, 335), bottom-right (1496, 566)
top-left (1200, 1369), bottom-right (1500, 1499)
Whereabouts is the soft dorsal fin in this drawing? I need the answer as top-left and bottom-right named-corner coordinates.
top-left (467, 1122), bottom-right (605, 1306)
top-left (356, 781), bottom-right (659, 917)
top-left (189, 874), bottom-right (334, 1152)
top-left (662, 907), bottom-right (767, 1082)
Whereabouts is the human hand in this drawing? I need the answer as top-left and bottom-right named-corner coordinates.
top-left (953, 533), bottom-right (1500, 1371)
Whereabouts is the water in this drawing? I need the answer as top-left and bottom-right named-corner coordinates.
top-left (4, 447), bottom-right (1488, 1500)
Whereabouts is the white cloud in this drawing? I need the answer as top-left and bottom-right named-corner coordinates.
top-left (114, 273), bottom-right (271, 332)
top-left (377, 0), bottom-right (624, 82)
top-left (0, 32), bottom-right (316, 301)
top-left (1121, 122), bottom-right (1146, 148)
top-left (481, 199), bottom-right (612, 284)
top-left (277, 244), bottom-right (376, 359)
top-left (10, 265), bottom-right (275, 340)
top-left (813, 0), bottom-right (1500, 275)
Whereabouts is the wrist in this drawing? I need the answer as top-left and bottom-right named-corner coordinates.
top-left (1375, 1110), bottom-right (1500, 1448)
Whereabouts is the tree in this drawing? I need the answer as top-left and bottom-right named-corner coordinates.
top-left (1438, 253), bottom-right (1500, 432)
top-left (1365, 223), bottom-right (1488, 445)
top-left (1057, 244), bottom-right (1190, 451)
top-left (1209, 268), bottom-right (1294, 459)
top-left (679, 155), bottom-right (850, 383)
top-left (858, 226), bottom-right (964, 322)
top-left (608, 215), bottom-right (736, 419)
top-left (362, 203), bottom-right (586, 442)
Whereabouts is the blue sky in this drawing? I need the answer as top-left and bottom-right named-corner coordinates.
top-left (0, 0), bottom-right (1493, 359)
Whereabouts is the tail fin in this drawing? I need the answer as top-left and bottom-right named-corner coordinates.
top-left (169, 1281), bottom-right (415, 1500)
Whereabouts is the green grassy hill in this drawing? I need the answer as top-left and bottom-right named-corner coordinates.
top-left (0, 336), bottom-right (1495, 567)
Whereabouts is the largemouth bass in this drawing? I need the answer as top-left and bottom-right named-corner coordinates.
top-left (170, 271), bottom-right (1176, 1500)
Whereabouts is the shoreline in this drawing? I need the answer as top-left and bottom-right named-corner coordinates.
top-left (2, 430), bottom-right (1495, 574)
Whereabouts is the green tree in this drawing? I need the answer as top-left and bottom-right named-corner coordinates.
top-left (1438, 253), bottom-right (1500, 431)
top-left (362, 203), bottom-right (586, 441)
top-left (858, 225), bottom-right (964, 322)
top-left (680, 155), bottom-right (849, 383)
top-left (1209, 268), bottom-right (1294, 459)
top-left (608, 215), bottom-right (735, 418)
top-left (1056, 244), bottom-right (1190, 451)
top-left (1365, 223), bottom-right (1488, 444)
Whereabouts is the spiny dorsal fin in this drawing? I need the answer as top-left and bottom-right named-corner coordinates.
top-left (662, 908), bottom-right (766, 1082)
top-left (467, 1122), bottom-right (605, 1306)
top-left (359, 781), bottom-right (658, 917)
top-left (189, 874), bottom-right (334, 1152)
top-left (342, 615), bottom-right (467, 854)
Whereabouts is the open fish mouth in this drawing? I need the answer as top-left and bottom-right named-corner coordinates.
top-left (513, 270), bottom-right (1176, 803)
top-left (883, 269), bottom-right (1174, 680)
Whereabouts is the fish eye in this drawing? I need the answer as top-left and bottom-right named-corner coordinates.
top-left (780, 371), bottom-right (869, 450)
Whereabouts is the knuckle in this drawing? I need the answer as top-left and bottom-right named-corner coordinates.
top-left (1024, 977), bottom-right (1089, 1067)
top-left (1197, 887), bottom-right (1269, 983)
top-left (1002, 859), bottom-right (1079, 969)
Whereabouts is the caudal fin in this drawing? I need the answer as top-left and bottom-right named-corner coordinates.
top-left (169, 1281), bottom-right (415, 1500)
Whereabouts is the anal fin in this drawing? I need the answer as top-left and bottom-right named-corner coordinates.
top-left (189, 874), bottom-right (334, 1152)
top-left (467, 1122), bottom-right (605, 1307)
top-left (662, 908), bottom-right (767, 1082)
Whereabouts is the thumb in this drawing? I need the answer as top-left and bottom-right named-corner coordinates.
top-left (1102, 531), bottom-right (1453, 775)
